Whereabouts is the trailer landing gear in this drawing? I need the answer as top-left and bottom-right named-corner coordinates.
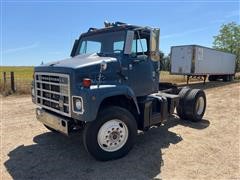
top-left (186, 75), bottom-right (207, 85)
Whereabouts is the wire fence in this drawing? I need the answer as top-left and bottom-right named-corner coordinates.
top-left (0, 71), bottom-right (33, 95)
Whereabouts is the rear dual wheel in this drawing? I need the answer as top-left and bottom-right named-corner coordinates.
top-left (177, 88), bottom-right (206, 122)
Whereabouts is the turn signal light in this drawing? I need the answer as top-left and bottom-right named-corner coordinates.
top-left (82, 78), bottom-right (92, 88)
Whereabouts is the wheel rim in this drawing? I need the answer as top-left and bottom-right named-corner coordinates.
top-left (97, 119), bottom-right (128, 152)
top-left (195, 97), bottom-right (205, 115)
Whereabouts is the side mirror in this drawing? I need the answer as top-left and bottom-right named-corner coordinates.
top-left (150, 28), bottom-right (160, 61)
top-left (124, 31), bottom-right (134, 55)
top-left (100, 60), bottom-right (107, 71)
top-left (70, 39), bottom-right (80, 57)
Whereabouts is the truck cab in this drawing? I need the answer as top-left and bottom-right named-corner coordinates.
top-left (32, 22), bottom-right (206, 161)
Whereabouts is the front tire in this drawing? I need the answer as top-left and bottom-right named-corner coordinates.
top-left (83, 106), bottom-right (137, 161)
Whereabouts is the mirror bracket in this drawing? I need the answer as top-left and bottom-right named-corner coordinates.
top-left (150, 29), bottom-right (160, 61)
top-left (124, 31), bottom-right (134, 55)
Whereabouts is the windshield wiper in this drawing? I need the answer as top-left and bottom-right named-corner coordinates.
top-left (97, 52), bottom-right (106, 56)
top-left (97, 52), bottom-right (122, 57)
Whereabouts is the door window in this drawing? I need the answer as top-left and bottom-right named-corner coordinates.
top-left (131, 38), bottom-right (148, 57)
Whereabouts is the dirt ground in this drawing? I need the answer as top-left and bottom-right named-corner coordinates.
top-left (1, 81), bottom-right (240, 180)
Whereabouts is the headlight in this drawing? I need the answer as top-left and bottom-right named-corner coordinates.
top-left (75, 99), bottom-right (82, 110)
top-left (72, 96), bottom-right (84, 114)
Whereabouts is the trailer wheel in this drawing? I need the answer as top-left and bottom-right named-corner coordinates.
top-left (83, 106), bottom-right (137, 161)
top-left (176, 87), bottom-right (191, 120)
top-left (208, 75), bottom-right (217, 81)
top-left (223, 75), bottom-right (229, 82)
top-left (223, 75), bottom-right (233, 82)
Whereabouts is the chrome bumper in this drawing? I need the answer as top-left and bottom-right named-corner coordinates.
top-left (36, 107), bottom-right (70, 135)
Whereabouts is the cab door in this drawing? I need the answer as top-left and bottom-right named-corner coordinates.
top-left (125, 32), bottom-right (157, 97)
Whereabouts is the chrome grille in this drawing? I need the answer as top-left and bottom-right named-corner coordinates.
top-left (35, 72), bottom-right (71, 117)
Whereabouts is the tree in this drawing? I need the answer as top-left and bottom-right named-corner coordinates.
top-left (160, 51), bottom-right (171, 71)
top-left (213, 22), bottom-right (240, 72)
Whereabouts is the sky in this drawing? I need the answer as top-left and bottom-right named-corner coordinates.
top-left (1, 0), bottom-right (240, 66)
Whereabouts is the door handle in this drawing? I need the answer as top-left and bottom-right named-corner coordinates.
top-left (129, 64), bottom-right (133, 70)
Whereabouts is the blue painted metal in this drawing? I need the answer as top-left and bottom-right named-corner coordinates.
top-left (34, 23), bottom-right (159, 122)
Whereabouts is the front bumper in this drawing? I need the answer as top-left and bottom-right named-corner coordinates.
top-left (36, 107), bottom-right (70, 135)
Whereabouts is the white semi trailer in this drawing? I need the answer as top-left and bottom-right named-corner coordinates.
top-left (170, 45), bottom-right (236, 83)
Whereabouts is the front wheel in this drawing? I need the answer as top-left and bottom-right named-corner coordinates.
top-left (83, 106), bottom-right (137, 161)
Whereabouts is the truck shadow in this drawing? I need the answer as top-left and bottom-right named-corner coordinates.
top-left (4, 117), bottom-right (209, 180)
top-left (168, 115), bottom-right (210, 130)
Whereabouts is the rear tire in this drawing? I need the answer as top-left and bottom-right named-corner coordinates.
top-left (229, 75), bottom-right (234, 81)
top-left (177, 89), bottom-right (206, 122)
top-left (83, 106), bottom-right (137, 161)
top-left (176, 87), bottom-right (191, 120)
top-left (184, 89), bottom-right (206, 122)
top-left (223, 75), bottom-right (229, 82)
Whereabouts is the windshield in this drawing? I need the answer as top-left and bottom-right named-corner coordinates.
top-left (77, 31), bottom-right (126, 56)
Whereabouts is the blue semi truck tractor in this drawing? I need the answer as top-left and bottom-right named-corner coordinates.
top-left (32, 22), bottom-right (206, 161)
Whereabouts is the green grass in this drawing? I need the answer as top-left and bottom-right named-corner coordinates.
top-left (0, 66), bottom-right (34, 80)
top-left (0, 67), bottom-right (183, 83)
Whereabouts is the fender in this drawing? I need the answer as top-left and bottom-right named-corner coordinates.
top-left (73, 84), bottom-right (140, 122)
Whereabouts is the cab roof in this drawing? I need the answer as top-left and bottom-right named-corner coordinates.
top-left (81, 22), bottom-right (152, 37)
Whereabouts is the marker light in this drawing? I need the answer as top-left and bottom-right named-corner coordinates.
top-left (82, 78), bottom-right (92, 88)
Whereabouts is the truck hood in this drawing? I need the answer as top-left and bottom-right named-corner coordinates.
top-left (43, 53), bottom-right (117, 69)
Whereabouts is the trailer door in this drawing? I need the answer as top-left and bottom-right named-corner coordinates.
top-left (171, 46), bottom-right (193, 74)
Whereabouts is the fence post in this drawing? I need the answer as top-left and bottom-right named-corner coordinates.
top-left (3, 72), bottom-right (6, 90)
top-left (10, 71), bottom-right (15, 92)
